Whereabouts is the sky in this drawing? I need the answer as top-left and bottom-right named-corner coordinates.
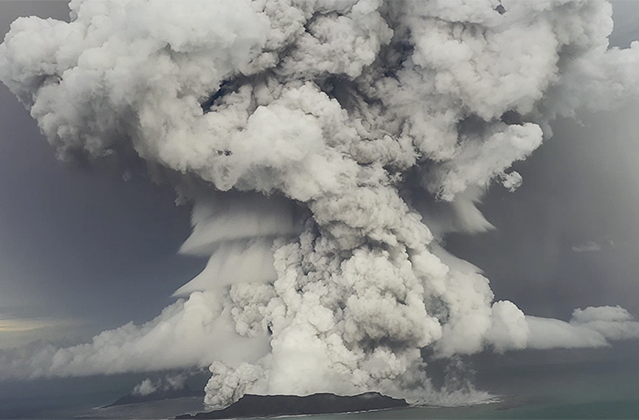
top-left (449, 106), bottom-right (639, 320)
top-left (445, 0), bottom-right (639, 321)
top-left (1, 0), bottom-right (639, 410)
top-left (0, 1), bottom-right (204, 348)
top-left (445, 0), bottom-right (639, 320)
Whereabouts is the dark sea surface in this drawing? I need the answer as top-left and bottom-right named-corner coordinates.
top-left (2, 344), bottom-right (639, 420)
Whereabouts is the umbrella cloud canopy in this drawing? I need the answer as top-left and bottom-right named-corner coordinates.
top-left (2, 0), bottom-right (639, 407)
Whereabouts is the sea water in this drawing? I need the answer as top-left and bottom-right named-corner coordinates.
top-left (2, 344), bottom-right (639, 419)
top-left (32, 395), bottom-right (639, 420)
top-left (3, 391), bottom-right (639, 419)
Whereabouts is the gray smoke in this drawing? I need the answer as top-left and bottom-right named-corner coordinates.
top-left (1, 0), bottom-right (639, 407)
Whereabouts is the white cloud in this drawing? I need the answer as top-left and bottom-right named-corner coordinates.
top-left (572, 241), bottom-right (602, 253)
top-left (525, 305), bottom-right (639, 349)
top-left (0, 291), bottom-right (269, 379)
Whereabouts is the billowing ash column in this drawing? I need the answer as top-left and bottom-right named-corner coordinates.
top-left (2, 0), bottom-right (639, 408)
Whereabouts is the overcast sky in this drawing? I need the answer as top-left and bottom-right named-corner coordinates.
top-left (445, 2), bottom-right (639, 321)
top-left (0, 1), bottom-right (204, 348)
top-left (0, 0), bottom-right (638, 351)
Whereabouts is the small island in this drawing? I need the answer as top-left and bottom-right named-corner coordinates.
top-left (176, 392), bottom-right (408, 419)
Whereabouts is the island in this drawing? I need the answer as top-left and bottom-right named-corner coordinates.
top-left (176, 392), bottom-right (408, 419)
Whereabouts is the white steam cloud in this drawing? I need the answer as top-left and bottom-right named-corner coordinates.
top-left (132, 373), bottom-right (189, 396)
top-left (1, 0), bottom-right (639, 408)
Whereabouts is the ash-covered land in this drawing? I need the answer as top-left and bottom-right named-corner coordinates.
top-left (177, 392), bottom-right (407, 419)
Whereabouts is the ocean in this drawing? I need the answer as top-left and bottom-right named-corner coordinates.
top-left (11, 395), bottom-right (639, 420)
top-left (2, 391), bottom-right (639, 419)
top-left (2, 344), bottom-right (639, 419)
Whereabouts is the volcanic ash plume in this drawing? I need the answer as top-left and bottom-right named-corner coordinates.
top-left (2, 0), bottom-right (639, 407)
